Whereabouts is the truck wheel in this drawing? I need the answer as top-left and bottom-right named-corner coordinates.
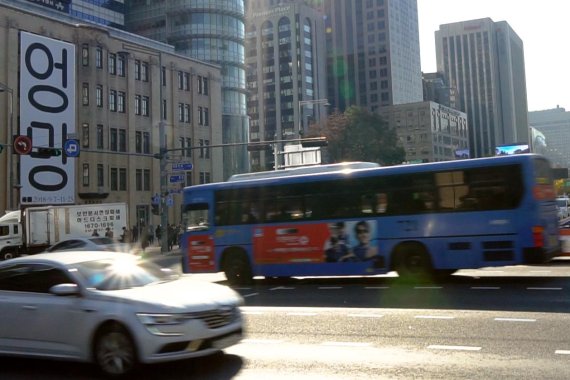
top-left (1, 251), bottom-right (15, 261)
top-left (223, 253), bottom-right (253, 286)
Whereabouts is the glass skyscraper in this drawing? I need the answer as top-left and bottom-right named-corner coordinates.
top-left (125, 0), bottom-right (249, 179)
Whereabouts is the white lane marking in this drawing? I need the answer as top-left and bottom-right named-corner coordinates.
top-left (414, 286), bottom-right (443, 289)
top-left (241, 311), bottom-right (265, 315)
top-left (318, 286), bottom-right (343, 289)
top-left (529, 270), bottom-right (551, 273)
top-left (526, 287), bottom-right (562, 290)
top-left (242, 339), bottom-right (283, 344)
top-left (470, 286), bottom-right (501, 290)
top-left (322, 342), bottom-right (373, 347)
top-left (415, 315), bottom-right (455, 320)
top-left (428, 345), bottom-right (482, 351)
top-left (286, 312), bottom-right (318, 316)
top-left (347, 313), bottom-right (384, 318)
top-left (269, 286), bottom-right (296, 291)
top-left (243, 293), bottom-right (259, 298)
top-left (555, 350), bottom-right (570, 355)
top-left (494, 318), bottom-right (536, 322)
top-left (365, 286), bottom-right (390, 289)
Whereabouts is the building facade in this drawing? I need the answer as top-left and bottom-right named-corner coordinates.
top-left (0, 1), bottom-right (223, 229)
top-left (245, 0), bottom-right (327, 171)
top-left (435, 18), bottom-right (529, 158)
top-left (422, 72), bottom-right (459, 110)
top-left (324, 0), bottom-right (423, 113)
top-left (125, 0), bottom-right (249, 180)
top-left (378, 101), bottom-right (469, 163)
top-left (10, 0), bottom-right (125, 28)
top-left (529, 106), bottom-right (570, 168)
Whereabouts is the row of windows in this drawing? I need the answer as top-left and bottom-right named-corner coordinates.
top-left (82, 163), bottom-right (212, 190)
top-left (178, 138), bottom-right (211, 158)
top-left (214, 164), bottom-right (524, 225)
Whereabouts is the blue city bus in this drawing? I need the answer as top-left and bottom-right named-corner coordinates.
top-left (180, 155), bottom-right (559, 284)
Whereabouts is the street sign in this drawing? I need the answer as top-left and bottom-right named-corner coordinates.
top-left (172, 162), bottom-right (193, 171)
top-left (63, 139), bottom-right (80, 157)
top-left (169, 174), bottom-right (185, 183)
top-left (13, 135), bottom-right (32, 155)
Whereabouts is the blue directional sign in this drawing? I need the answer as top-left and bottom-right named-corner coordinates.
top-left (169, 174), bottom-right (185, 183)
top-left (172, 162), bottom-right (193, 171)
top-left (63, 139), bottom-right (80, 157)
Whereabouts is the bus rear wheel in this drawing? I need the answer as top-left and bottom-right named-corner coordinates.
top-left (223, 253), bottom-right (253, 286)
top-left (393, 244), bottom-right (433, 282)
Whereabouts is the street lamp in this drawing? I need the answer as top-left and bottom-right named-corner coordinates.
top-left (298, 98), bottom-right (329, 136)
top-left (0, 82), bottom-right (14, 210)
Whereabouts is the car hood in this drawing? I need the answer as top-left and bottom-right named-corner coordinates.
top-left (93, 276), bottom-right (242, 311)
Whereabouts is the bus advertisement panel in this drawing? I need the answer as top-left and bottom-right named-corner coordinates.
top-left (180, 155), bottom-right (560, 284)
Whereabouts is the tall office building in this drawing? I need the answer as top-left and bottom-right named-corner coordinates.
top-left (324, 0), bottom-right (423, 113)
top-left (10, 0), bottom-right (125, 28)
top-left (245, 0), bottom-right (327, 171)
top-left (125, 0), bottom-right (249, 179)
top-left (435, 18), bottom-right (529, 158)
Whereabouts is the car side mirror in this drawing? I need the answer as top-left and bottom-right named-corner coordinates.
top-left (50, 283), bottom-right (81, 296)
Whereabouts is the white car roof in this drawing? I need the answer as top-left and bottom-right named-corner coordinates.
top-left (4, 251), bottom-right (136, 266)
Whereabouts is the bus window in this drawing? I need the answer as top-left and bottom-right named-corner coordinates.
top-left (182, 203), bottom-right (209, 230)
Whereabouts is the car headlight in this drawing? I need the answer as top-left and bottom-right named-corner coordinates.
top-left (137, 313), bottom-right (185, 336)
top-left (137, 313), bottom-right (182, 325)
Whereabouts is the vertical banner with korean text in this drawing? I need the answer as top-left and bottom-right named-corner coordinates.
top-left (20, 32), bottom-right (76, 205)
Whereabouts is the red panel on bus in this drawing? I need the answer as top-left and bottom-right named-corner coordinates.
top-left (187, 235), bottom-right (216, 272)
top-left (253, 223), bottom-right (330, 264)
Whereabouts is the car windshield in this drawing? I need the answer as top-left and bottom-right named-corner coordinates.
top-left (71, 257), bottom-right (180, 290)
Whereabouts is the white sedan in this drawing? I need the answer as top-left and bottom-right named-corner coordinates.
top-left (44, 237), bottom-right (131, 253)
top-left (0, 251), bottom-right (243, 376)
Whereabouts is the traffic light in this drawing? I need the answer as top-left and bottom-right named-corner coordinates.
top-left (36, 147), bottom-right (62, 157)
top-left (301, 138), bottom-right (328, 148)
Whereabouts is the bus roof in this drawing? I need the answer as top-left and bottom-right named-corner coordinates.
top-left (227, 162), bottom-right (380, 182)
top-left (185, 154), bottom-right (547, 193)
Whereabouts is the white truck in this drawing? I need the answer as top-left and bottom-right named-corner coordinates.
top-left (0, 203), bottom-right (128, 260)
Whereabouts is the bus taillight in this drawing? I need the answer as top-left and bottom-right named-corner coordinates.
top-left (532, 226), bottom-right (544, 247)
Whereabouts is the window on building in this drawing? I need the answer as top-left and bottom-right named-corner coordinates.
top-left (97, 164), bottom-right (104, 187)
top-left (184, 104), bottom-right (191, 123)
top-left (111, 168), bottom-right (118, 191)
top-left (135, 95), bottom-right (141, 115)
top-left (204, 108), bottom-right (209, 126)
top-left (82, 45), bottom-right (89, 66)
top-left (144, 169), bottom-right (150, 191)
top-left (83, 164), bottom-right (89, 186)
top-left (178, 103), bottom-right (184, 122)
top-left (82, 123), bottom-right (89, 148)
top-left (96, 124), bottom-right (104, 149)
top-left (96, 85), bottom-right (103, 107)
top-left (119, 129), bottom-right (127, 152)
top-left (108, 53), bottom-right (116, 75)
top-left (110, 128), bottom-right (117, 151)
top-left (183, 72), bottom-right (190, 90)
top-left (118, 91), bottom-right (125, 113)
top-left (143, 132), bottom-right (150, 154)
top-left (141, 62), bottom-right (149, 82)
top-left (119, 168), bottom-right (127, 191)
top-left (135, 131), bottom-right (142, 153)
top-left (136, 169), bottom-right (142, 191)
top-left (199, 172), bottom-right (211, 184)
top-left (161, 66), bottom-right (166, 86)
top-left (109, 90), bottom-right (117, 112)
top-left (82, 83), bottom-right (89, 105)
top-left (186, 137), bottom-right (192, 157)
top-left (134, 60), bottom-right (141, 80)
top-left (96, 47), bottom-right (103, 69)
top-left (162, 99), bottom-right (167, 120)
top-left (178, 71), bottom-right (184, 90)
top-left (117, 54), bottom-right (125, 76)
top-left (142, 96), bottom-right (149, 116)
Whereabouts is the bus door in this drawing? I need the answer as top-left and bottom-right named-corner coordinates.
top-left (181, 202), bottom-right (215, 273)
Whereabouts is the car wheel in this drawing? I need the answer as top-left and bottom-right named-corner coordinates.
top-left (94, 324), bottom-right (137, 376)
top-left (223, 252), bottom-right (253, 286)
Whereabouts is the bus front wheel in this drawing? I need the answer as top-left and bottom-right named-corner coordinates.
top-left (223, 253), bottom-right (253, 286)
top-left (393, 244), bottom-right (433, 282)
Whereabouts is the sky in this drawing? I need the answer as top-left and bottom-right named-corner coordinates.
top-left (417, 0), bottom-right (570, 112)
